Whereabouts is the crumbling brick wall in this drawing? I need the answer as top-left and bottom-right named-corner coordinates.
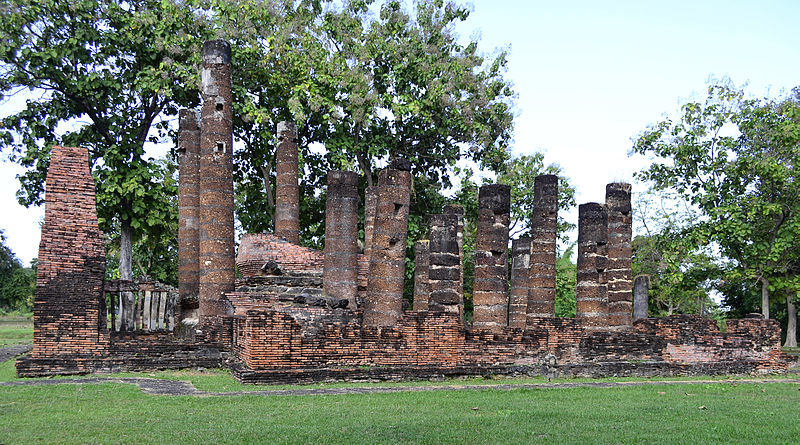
top-left (21, 146), bottom-right (109, 370)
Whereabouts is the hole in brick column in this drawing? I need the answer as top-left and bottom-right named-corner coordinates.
top-left (215, 142), bottom-right (226, 154)
top-left (491, 250), bottom-right (504, 263)
top-left (389, 237), bottom-right (399, 248)
top-left (216, 103), bottom-right (223, 111)
top-left (394, 203), bottom-right (404, 217)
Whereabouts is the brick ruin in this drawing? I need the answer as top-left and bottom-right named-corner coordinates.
top-left (18, 39), bottom-right (792, 381)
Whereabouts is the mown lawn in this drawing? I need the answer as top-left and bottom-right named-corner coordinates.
top-left (0, 314), bottom-right (32, 347)
top-left (1, 378), bottom-right (798, 444)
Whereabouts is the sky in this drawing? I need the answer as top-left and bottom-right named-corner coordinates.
top-left (1, 0), bottom-right (799, 265)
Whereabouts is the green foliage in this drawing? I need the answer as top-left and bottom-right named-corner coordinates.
top-left (632, 191), bottom-right (720, 316)
top-left (633, 82), bottom-right (800, 319)
top-left (555, 245), bottom-right (576, 318)
top-left (0, 230), bottom-right (35, 311)
top-left (0, 0), bottom-right (211, 281)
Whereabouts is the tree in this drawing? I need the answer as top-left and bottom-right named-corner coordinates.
top-left (0, 230), bottom-right (35, 311)
top-left (633, 83), bottom-right (800, 335)
top-left (0, 0), bottom-right (210, 282)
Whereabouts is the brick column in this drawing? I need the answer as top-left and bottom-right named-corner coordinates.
top-left (527, 174), bottom-right (558, 323)
top-left (177, 109), bottom-right (200, 322)
top-left (363, 185), bottom-right (378, 257)
top-left (323, 170), bottom-right (360, 309)
top-left (31, 146), bottom-right (109, 359)
top-left (412, 240), bottom-right (430, 311)
top-left (364, 160), bottom-right (412, 327)
top-left (606, 183), bottom-right (633, 328)
top-left (633, 275), bottom-right (650, 320)
top-left (275, 121), bottom-right (300, 244)
top-left (198, 40), bottom-right (235, 319)
top-left (508, 238), bottom-right (531, 329)
top-left (576, 203), bottom-right (608, 328)
top-left (428, 214), bottom-right (462, 315)
top-left (443, 204), bottom-right (465, 312)
top-left (472, 184), bottom-right (510, 331)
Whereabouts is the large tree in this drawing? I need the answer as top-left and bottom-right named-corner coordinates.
top-left (0, 0), bottom-right (209, 281)
top-left (633, 83), bottom-right (799, 343)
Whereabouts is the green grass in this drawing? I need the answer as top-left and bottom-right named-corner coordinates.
top-left (0, 314), bottom-right (32, 347)
top-left (1, 380), bottom-right (798, 444)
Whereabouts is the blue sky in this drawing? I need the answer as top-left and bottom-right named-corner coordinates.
top-left (1, 0), bottom-right (799, 264)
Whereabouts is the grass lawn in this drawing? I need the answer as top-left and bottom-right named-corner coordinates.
top-left (1, 378), bottom-right (798, 444)
top-left (0, 314), bottom-right (32, 347)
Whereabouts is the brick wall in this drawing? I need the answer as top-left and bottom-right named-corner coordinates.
top-left (230, 310), bottom-right (789, 382)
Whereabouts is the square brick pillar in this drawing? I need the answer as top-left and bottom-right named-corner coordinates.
top-left (323, 170), bottom-right (360, 309)
top-left (577, 202), bottom-right (608, 328)
top-left (443, 204), bottom-right (465, 311)
top-left (527, 174), bottom-right (558, 323)
top-left (412, 240), bottom-right (430, 311)
top-left (472, 184), bottom-right (510, 331)
top-left (606, 183), bottom-right (633, 328)
top-left (363, 185), bottom-right (378, 259)
top-left (508, 238), bottom-right (531, 329)
top-left (275, 121), bottom-right (300, 244)
top-left (177, 109), bottom-right (200, 323)
top-left (198, 40), bottom-right (235, 320)
top-left (363, 160), bottom-right (412, 327)
top-left (428, 213), bottom-right (463, 315)
top-left (28, 145), bottom-right (109, 361)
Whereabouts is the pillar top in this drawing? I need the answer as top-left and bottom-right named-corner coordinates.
top-left (202, 40), bottom-right (231, 65)
top-left (478, 184), bottom-right (511, 212)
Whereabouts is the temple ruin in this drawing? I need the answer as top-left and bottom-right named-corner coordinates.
top-left (17, 40), bottom-right (791, 382)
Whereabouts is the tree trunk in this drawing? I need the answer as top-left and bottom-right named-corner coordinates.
top-left (784, 293), bottom-right (797, 348)
top-left (761, 276), bottom-right (770, 319)
top-left (259, 164), bottom-right (275, 224)
top-left (120, 218), bottom-right (135, 330)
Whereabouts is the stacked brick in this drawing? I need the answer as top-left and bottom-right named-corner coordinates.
top-left (412, 240), bottom-right (430, 311)
top-left (527, 175), bottom-right (558, 322)
top-left (508, 238), bottom-right (531, 328)
top-left (275, 121), bottom-right (300, 244)
top-left (576, 203), bottom-right (608, 328)
top-left (198, 39), bottom-right (235, 319)
top-left (364, 160), bottom-right (412, 327)
top-left (472, 184), bottom-right (511, 331)
top-left (323, 170), bottom-right (360, 309)
top-left (428, 214), bottom-right (462, 315)
top-left (177, 109), bottom-right (200, 321)
top-left (605, 183), bottom-right (633, 328)
top-left (237, 233), bottom-right (323, 276)
top-left (26, 146), bottom-right (109, 364)
top-left (443, 204), bottom-right (465, 306)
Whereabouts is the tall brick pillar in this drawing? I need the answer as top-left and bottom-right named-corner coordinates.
top-left (275, 121), bottom-right (300, 244)
top-left (364, 160), bottom-right (411, 327)
top-left (177, 109), bottom-right (200, 322)
top-left (472, 184), bottom-right (510, 331)
top-left (428, 214), bottom-right (463, 315)
top-left (198, 40), bottom-right (235, 319)
top-left (527, 174), bottom-right (558, 323)
top-left (576, 203), bottom-right (608, 328)
top-left (606, 183), bottom-right (633, 328)
top-left (363, 185), bottom-right (378, 257)
top-left (443, 204), bottom-right (465, 309)
top-left (508, 238), bottom-right (531, 328)
top-left (323, 170), bottom-right (360, 308)
top-left (412, 240), bottom-right (430, 311)
top-left (27, 146), bottom-right (109, 364)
